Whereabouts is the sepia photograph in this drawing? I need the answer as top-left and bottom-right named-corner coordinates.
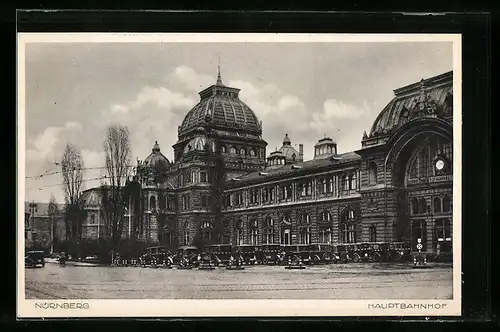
top-left (17, 33), bottom-right (461, 317)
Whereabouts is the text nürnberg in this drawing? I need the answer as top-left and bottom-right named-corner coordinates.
top-left (35, 302), bottom-right (89, 309)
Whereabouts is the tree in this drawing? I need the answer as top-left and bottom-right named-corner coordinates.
top-left (61, 143), bottom-right (85, 241)
top-left (101, 124), bottom-right (132, 248)
top-left (47, 195), bottom-right (59, 253)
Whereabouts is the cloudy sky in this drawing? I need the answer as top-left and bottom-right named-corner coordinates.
top-left (23, 39), bottom-right (453, 203)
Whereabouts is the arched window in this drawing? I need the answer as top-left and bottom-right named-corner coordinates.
top-left (299, 225), bottom-right (311, 244)
top-left (235, 220), bottom-right (244, 245)
top-left (433, 197), bottom-right (442, 213)
top-left (435, 218), bottom-right (452, 253)
top-left (240, 148), bottom-right (246, 155)
top-left (349, 173), bottom-right (357, 190)
top-left (369, 224), bottom-right (377, 242)
top-left (201, 194), bottom-right (208, 207)
top-left (418, 198), bottom-right (427, 214)
top-left (298, 212), bottom-right (311, 244)
top-left (250, 148), bottom-right (256, 156)
top-left (229, 146), bottom-right (237, 154)
top-left (368, 162), bottom-right (377, 185)
top-left (342, 208), bottom-right (356, 222)
top-left (265, 216), bottom-right (275, 244)
top-left (183, 223), bottom-right (190, 245)
top-left (442, 195), bottom-right (451, 213)
top-left (341, 175), bottom-right (348, 192)
top-left (340, 223), bottom-right (357, 243)
top-left (201, 221), bottom-right (212, 241)
top-left (299, 212), bottom-right (310, 224)
top-left (318, 226), bottom-right (332, 244)
top-left (411, 198), bottom-right (419, 215)
top-left (249, 219), bottom-right (259, 245)
top-left (150, 196), bottom-right (156, 210)
top-left (279, 214), bottom-right (291, 245)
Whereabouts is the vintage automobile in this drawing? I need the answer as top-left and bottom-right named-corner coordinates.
top-left (307, 244), bottom-right (338, 264)
top-left (334, 243), bottom-right (365, 263)
top-left (332, 244), bottom-right (349, 263)
top-left (259, 244), bottom-right (283, 265)
top-left (432, 241), bottom-right (453, 262)
top-left (173, 246), bottom-right (199, 266)
top-left (389, 242), bottom-right (412, 261)
top-left (282, 245), bottom-right (313, 265)
top-left (235, 245), bottom-right (259, 265)
top-left (25, 250), bottom-right (45, 268)
top-left (205, 244), bottom-right (233, 266)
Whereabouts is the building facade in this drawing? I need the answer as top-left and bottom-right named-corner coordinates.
top-left (24, 201), bottom-right (66, 250)
top-left (81, 70), bottom-right (454, 255)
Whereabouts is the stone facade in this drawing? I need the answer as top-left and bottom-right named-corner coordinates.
top-left (81, 70), bottom-right (454, 255)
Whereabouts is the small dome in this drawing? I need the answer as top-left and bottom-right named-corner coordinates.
top-left (144, 141), bottom-right (170, 167)
top-left (314, 136), bottom-right (336, 147)
top-left (183, 135), bottom-right (214, 154)
top-left (277, 133), bottom-right (302, 163)
top-left (283, 133), bottom-right (291, 145)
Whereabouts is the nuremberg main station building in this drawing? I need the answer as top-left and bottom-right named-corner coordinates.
top-left (81, 70), bottom-right (454, 256)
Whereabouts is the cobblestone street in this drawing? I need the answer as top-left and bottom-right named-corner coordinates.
top-left (25, 263), bottom-right (453, 300)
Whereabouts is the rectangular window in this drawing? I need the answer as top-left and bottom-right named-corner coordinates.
top-left (319, 228), bottom-right (331, 244)
top-left (201, 195), bottom-right (207, 207)
top-left (369, 224), bottom-right (377, 242)
top-left (200, 171), bottom-right (207, 183)
top-left (341, 224), bottom-right (357, 244)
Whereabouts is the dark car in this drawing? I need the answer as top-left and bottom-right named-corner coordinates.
top-left (235, 245), bottom-right (258, 265)
top-left (259, 244), bottom-right (283, 265)
top-left (389, 242), bottom-right (412, 261)
top-left (282, 245), bottom-right (313, 265)
top-left (173, 246), bottom-right (199, 266)
top-left (205, 244), bottom-right (233, 266)
top-left (307, 244), bottom-right (337, 264)
top-left (25, 250), bottom-right (45, 268)
top-left (334, 244), bottom-right (357, 263)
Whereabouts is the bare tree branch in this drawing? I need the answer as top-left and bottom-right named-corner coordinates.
top-left (61, 144), bottom-right (85, 240)
top-left (102, 124), bottom-right (132, 248)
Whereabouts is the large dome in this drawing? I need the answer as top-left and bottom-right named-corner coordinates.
top-left (369, 71), bottom-right (453, 137)
top-left (178, 74), bottom-right (262, 137)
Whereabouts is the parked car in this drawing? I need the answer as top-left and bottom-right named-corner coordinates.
top-left (25, 250), bottom-right (45, 268)
top-left (235, 245), bottom-right (258, 265)
top-left (307, 244), bottom-right (337, 264)
top-left (205, 244), bottom-right (233, 266)
top-left (259, 244), bottom-right (283, 265)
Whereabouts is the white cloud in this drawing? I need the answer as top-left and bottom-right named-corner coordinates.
top-left (26, 121), bottom-right (83, 162)
top-left (167, 65), bottom-right (215, 93)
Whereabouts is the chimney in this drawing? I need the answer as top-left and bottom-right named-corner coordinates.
top-left (299, 144), bottom-right (304, 160)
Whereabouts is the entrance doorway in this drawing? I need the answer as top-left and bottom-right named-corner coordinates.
top-left (411, 219), bottom-right (427, 252)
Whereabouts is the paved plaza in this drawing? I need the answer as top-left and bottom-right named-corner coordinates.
top-left (25, 262), bottom-right (453, 300)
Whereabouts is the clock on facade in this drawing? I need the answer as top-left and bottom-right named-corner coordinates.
top-left (435, 158), bottom-right (445, 171)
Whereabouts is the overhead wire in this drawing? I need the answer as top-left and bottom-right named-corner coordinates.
top-left (25, 174), bottom-right (132, 191)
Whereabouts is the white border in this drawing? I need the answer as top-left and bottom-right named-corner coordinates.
top-left (17, 33), bottom-right (462, 318)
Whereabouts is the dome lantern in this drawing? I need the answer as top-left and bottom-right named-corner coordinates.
top-left (152, 141), bottom-right (160, 153)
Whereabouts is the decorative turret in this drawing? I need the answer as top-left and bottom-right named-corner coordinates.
top-left (314, 136), bottom-right (337, 160)
top-left (266, 150), bottom-right (286, 169)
